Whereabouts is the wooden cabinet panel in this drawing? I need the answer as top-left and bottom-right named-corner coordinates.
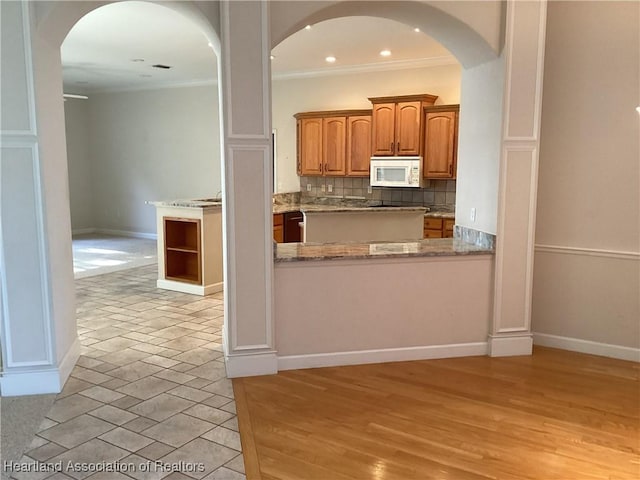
top-left (322, 117), bottom-right (346, 176)
top-left (296, 110), bottom-right (371, 178)
top-left (371, 103), bottom-right (396, 155)
top-left (299, 118), bottom-right (323, 176)
top-left (423, 216), bottom-right (455, 239)
top-left (423, 105), bottom-right (459, 179)
top-left (273, 214), bottom-right (284, 243)
top-left (424, 110), bottom-right (456, 178)
top-left (424, 218), bottom-right (443, 230)
top-left (395, 101), bottom-right (422, 155)
top-left (369, 94), bottom-right (437, 158)
top-left (444, 219), bottom-right (455, 238)
top-left (346, 115), bottom-right (372, 176)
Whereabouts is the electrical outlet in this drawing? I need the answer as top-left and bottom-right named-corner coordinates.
top-left (470, 208), bottom-right (477, 222)
top-left (328, 184), bottom-right (333, 193)
top-left (321, 184), bottom-right (325, 192)
top-left (367, 186), bottom-right (372, 194)
top-left (307, 184), bottom-right (312, 192)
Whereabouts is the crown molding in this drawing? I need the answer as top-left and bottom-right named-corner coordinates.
top-left (272, 55), bottom-right (458, 81)
top-left (63, 55), bottom-right (459, 94)
top-left (77, 78), bottom-right (218, 95)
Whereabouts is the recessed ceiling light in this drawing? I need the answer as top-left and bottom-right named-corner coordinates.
top-left (270, 55), bottom-right (275, 60)
top-left (305, 25), bottom-right (312, 30)
top-left (636, 106), bottom-right (640, 114)
top-left (325, 56), bottom-right (336, 63)
top-left (207, 42), bottom-right (214, 49)
top-left (414, 27), bottom-right (420, 33)
top-left (131, 58), bottom-right (144, 62)
top-left (380, 50), bottom-right (392, 57)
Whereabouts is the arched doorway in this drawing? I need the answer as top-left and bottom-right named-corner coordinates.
top-left (1, 0), bottom-right (547, 393)
top-left (0, 0), bottom-right (223, 395)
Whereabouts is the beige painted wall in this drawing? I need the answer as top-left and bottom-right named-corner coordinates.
top-left (532, 1), bottom-right (640, 349)
top-left (65, 85), bottom-right (222, 234)
top-left (272, 63), bottom-right (462, 193)
top-left (64, 98), bottom-right (93, 231)
top-left (303, 210), bottom-right (424, 242)
top-left (275, 255), bottom-right (494, 356)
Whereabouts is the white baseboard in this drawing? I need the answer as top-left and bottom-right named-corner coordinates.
top-left (72, 228), bottom-right (97, 235)
top-left (0, 338), bottom-right (81, 396)
top-left (97, 229), bottom-right (157, 240)
top-left (488, 334), bottom-right (533, 357)
top-left (277, 342), bottom-right (488, 371)
top-left (203, 282), bottom-right (224, 296)
top-left (157, 279), bottom-right (223, 296)
top-left (58, 337), bottom-right (82, 388)
top-left (533, 333), bottom-right (640, 362)
top-left (225, 351), bottom-right (278, 378)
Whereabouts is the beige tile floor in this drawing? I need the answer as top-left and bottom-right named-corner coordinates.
top-left (10, 265), bottom-right (245, 480)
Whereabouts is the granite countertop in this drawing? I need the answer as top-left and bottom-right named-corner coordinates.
top-left (424, 210), bottom-right (455, 219)
top-left (151, 198), bottom-right (222, 209)
top-left (275, 238), bottom-right (493, 263)
top-left (273, 203), bottom-right (428, 214)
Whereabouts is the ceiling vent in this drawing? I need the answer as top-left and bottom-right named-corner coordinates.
top-left (152, 64), bottom-right (172, 69)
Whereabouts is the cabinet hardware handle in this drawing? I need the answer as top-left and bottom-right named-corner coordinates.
top-left (397, 142), bottom-right (400, 153)
top-left (449, 164), bottom-right (453, 175)
top-left (390, 142), bottom-right (394, 153)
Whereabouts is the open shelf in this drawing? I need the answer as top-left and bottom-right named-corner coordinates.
top-left (164, 217), bottom-right (201, 284)
top-left (165, 218), bottom-right (199, 251)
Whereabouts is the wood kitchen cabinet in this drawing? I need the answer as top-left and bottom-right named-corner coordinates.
top-left (368, 94), bottom-right (438, 156)
top-left (423, 217), bottom-right (455, 239)
top-left (323, 117), bottom-right (347, 176)
top-left (296, 110), bottom-right (372, 177)
top-left (273, 214), bottom-right (284, 243)
top-left (423, 105), bottom-right (459, 179)
top-left (346, 115), bottom-right (372, 176)
top-left (298, 118), bottom-right (323, 176)
top-left (273, 211), bottom-right (303, 243)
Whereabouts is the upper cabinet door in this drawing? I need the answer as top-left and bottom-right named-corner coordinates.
top-left (346, 115), bottom-right (372, 176)
top-left (395, 101), bottom-right (422, 156)
top-left (423, 110), bottom-right (457, 178)
top-left (299, 118), bottom-right (323, 176)
top-left (371, 103), bottom-right (396, 155)
top-left (322, 116), bottom-right (347, 176)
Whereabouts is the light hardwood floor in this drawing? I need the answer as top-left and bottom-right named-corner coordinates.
top-left (233, 347), bottom-right (639, 480)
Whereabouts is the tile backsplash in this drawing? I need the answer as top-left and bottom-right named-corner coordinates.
top-left (299, 176), bottom-right (456, 207)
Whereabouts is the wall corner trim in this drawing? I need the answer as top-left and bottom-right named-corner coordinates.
top-left (533, 333), bottom-right (640, 362)
top-left (225, 351), bottom-right (278, 378)
top-left (488, 333), bottom-right (533, 357)
top-left (0, 338), bottom-right (80, 397)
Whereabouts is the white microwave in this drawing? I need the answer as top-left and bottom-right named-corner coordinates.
top-left (370, 156), bottom-right (425, 188)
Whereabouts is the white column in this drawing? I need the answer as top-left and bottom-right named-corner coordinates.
top-left (490, 0), bottom-right (547, 356)
top-left (219, 1), bottom-right (276, 376)
top-left (0, 1), bottom-right (79, 395)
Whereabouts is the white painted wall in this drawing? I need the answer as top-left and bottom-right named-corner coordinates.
top-left (65, 84), bottom-right (221, 235)
top-left (272, 63), bottom-right (462, 193)
top-left (532, 1), bottom-right (640, 352)
top-left (455, 54), bottom-right (505, 235)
